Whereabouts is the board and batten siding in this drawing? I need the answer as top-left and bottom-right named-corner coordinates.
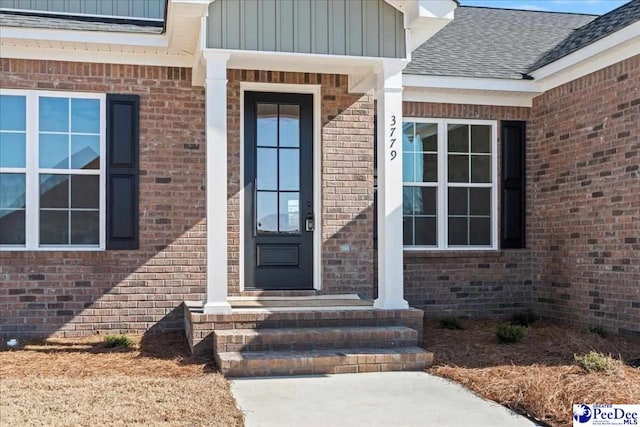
top-left (0, 0), bottom-right (165, 20)
top-left (207, 0), bottom-right (406, 58)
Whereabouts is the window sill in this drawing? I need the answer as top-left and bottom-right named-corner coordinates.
top-left (0, 246), bottom-right (105, 252)
top-left (403, 249), bottom-right (504, 259)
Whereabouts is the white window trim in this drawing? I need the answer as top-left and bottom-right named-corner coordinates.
top-left (403, 117), bottom-right (498, 251)
top-left (0, 88), bottom-right (106, 251)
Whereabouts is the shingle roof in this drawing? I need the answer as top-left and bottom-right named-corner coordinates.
top-left (405, 6), bottom-right (597, 79)
top-left (0, 11), bottom-right (163, 34)
top-left (528, 0), bottom-right (640, 71)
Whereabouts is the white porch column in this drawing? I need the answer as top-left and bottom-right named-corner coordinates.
top-left (203, 52), bottom-right (232, 314)
top-left (374, 60), bottom-right (409, 310)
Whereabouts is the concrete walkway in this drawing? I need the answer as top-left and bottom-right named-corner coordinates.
top-left (231, 371), bottom-right (538, 427)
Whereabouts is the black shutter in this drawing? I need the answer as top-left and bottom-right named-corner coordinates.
top-left (501, 120), bottom-right (526, 249)
top-left (106, 94), bottom-right (139, 250)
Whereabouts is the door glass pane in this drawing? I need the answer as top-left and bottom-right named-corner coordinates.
top-left (471, 125), bottom-right (491, 153)
top-left (71, 175), bottom-right (99, 209)
top-left (279, 104), bottom-right (299, 147)
top-left (40, 210), bottom-right (69, 245)
top-left (279, 192), bottom-right (299, 233)
top-left (71, 135), bottom-right (100, 169)
top-left (40, 174), bottom-right (69, 209)
top-left (71, 99), bottom-right (100, 133)
top-left (448, 154), bottom-right (469, 183)
top-left (448, 124), bottom-right (468, 152)
top-left (0, 173), bottom-right (26, 209)
top-left (415, 122), bottom-right (437, 152)
top-left (0, 95), bottom-right (26, 131)
top-left (256, 191), bottom-right (278, 233)
top-left (39, 97), bottom-right (69, 132)
top-left (279, 149), bottom-right (299, 191)
top-left (257, 104), bottom-right (277, 147)
top-left (40, 134), bottom-right (69, 169)
top-left (256, 148), bottom-right (277, 190)
top-left (71, 211), bottom-right (99, 244)
top-left (0, 132), bottom-right (26, 168)
top-left (0, 209), bottom-right (25, 245)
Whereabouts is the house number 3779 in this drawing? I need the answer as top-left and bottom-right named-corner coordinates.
top-left (389, 115), bottom-right (397, 161)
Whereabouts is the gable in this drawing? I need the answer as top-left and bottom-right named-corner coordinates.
top-left (207, 0), bottom-right (406, 59)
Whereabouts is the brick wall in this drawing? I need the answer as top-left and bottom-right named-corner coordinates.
top-left (0, 59), bottom-right (207, 338)
top-left (226, 70), bottom-right (375, 297)
top-left (529, 55), bottom-right (640, 336)
top-left (401, 102), bottom-right (533, 318)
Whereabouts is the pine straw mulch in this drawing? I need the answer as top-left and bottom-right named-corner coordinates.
top-left (424, 319), bottom-right (640, 427)
top-left (0, 332), bottom-right (244, 427)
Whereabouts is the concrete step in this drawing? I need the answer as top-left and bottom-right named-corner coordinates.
top-left (214, 326), bottom-right (418, 353)
top-left (216, 347), bottom-right (433, 377)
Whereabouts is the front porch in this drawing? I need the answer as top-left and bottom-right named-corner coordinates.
top-left (184, 296), bottom-right (429, 376)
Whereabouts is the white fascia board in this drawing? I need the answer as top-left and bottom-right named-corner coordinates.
top-left (385, 0), bottom-right (455, 53)
top-left (403, 87), bottom-right (538, 107)
top-left (0, 25), bottom-right (168, 47)
top-left (531, 23), bottom-right (640, 90)
top-left (0, 44), bottom-right (193, 67)
top-left (403, 74), bottom-right (542, 93)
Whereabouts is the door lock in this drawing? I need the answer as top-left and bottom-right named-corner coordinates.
top-left (305, 215), bottom-right (315, 232)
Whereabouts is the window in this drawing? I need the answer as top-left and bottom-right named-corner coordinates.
top-left (0, 90), bottom-right (105, 250)
top-left (402, 119), bottom-right (497, 250)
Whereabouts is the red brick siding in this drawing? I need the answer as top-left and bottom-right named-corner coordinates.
top-left (226, 70), bottom-right (374, 297)
top-left (0, 59), bottom-right (207, 338)
top-left (529, 55), bottom-right (640, 336)
top-left (400, 102), bottom-right (533, 317)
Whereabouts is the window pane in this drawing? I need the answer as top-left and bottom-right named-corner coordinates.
top-left (416, 187), bottom-right (437, 216)
top-left (0, 95), bottom-right (26, 131)
top-left (279, 192), bottom-right (299, 233)
top-left (420, 153), bottom-right (437, 182)
top-left (71, 135), bottom-right (100, 169)
top-left (471, 155), bottom-right (491, 183)
top-left (40, 133), bottom-right (69, 169)
top-left (471, 125), bottom-right (491, 153)
top-left (448, 187), bottom-right (467, 215)
top-left (71, 211), bottom-right (99, 244)
top-left (279, 149), bottom-right (299, 191)
top-left (415, 217), bottom-right (436, 246)
top-left (0, 173), bottom-right (26, 209)
top-left (279, 105), bottom-right (299, 148)
top-left (415, 122), bottom-right (437, 152)
top-left (403, 217), bottom-right (413, 245)
top-left (256, 148), bottom-right (277, 191)
top-left (40, 210), bottom-right (69, 245)
top-left (39, 97), bottom-right (69, 132)
top-left (40, 174), bottom-right (69, 209)
top-left (448, 217), bottom-right (468, 246)
top-left (71, 99), bottom-right (100, 133)
top-left (402, 186), bottom-right (414, 215)
top-left (256, 191), bottom-right (277, 233)
top-left (448, 154), bottom-right (469, 183)
top-left (402, 123), bottom-right (415, 152)
top-left (0, 209), bottom-right (25, 244)
top-left (257, 103), bottom-right (277, 147)
top-left (470, 188), bottom-right (491, 216)
top-left (0, 132), bottom-right (26, 168)
top-left (470, 217), bottom-right (491, 245)
top-left (448, 124), bottom-right (468, 152)
top-left (71, 175), bottom-right (99, 209)
top-left (402, 152), bottom-right (415, 182)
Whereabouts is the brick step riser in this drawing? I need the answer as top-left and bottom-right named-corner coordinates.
top-left (231, 318), bottom-right (420, 330)
top-left (216, 350), bottom-right (432, 377)
top-left (215, 337), bottom-right (417, 353)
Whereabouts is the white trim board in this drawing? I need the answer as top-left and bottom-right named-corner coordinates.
top-left (239, 82), bottom-right (323, 292)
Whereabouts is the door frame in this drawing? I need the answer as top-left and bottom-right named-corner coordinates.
top-left (239, 82), bottom-right (322, 291)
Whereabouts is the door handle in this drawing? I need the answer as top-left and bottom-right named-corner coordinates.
top-left (305, 214), bottom-right (314, 232)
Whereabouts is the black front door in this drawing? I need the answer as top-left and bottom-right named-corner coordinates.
top-left (244, 92), bottom-right (314, 289)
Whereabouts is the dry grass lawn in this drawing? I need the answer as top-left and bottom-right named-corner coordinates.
top-left (0, 332), bottom-right (244, 427)
top-left (425, 319), bottom-right (640, 427)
